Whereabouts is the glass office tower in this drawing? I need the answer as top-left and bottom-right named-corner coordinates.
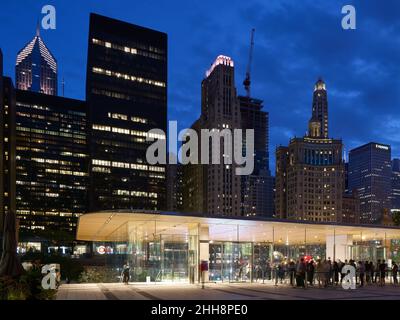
top-left (15, 90), bottom-right (87, 249)
top-left (15, 27), bottom-right (57, 95)
top-left (86, 13), bottom-right (167, 212)
top-left (0, 50), bottom-right (17, 239)
top-left (349, 143), bottom-right (392, 224)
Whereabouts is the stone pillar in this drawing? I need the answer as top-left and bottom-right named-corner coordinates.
top-left (326, 234), bottom-right (353, 262)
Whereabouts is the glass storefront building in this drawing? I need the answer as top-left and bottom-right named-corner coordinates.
top-left (77, 211), bottom-right (400, 283)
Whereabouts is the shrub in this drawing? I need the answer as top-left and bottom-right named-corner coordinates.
top-left (78, 266), bottom-right (121, 283)
top-left (0, 269), bottom-right (57, 300)
top-left (21, 252), bottom-right (84, 282)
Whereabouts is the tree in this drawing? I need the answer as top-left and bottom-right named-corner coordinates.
top-left (0, 210), bottom-right (24, 277)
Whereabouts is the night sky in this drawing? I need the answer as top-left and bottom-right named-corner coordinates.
top-left (1, 0), bottom-right (399, 171)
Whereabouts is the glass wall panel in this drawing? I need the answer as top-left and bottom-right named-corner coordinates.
top-left (253, 243), bottom-right (272, 281)
top-left (161, 234), bottom-right (189, 282)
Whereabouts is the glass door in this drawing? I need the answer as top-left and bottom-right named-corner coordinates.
top-left (161, 235), bottom-right (189, 282)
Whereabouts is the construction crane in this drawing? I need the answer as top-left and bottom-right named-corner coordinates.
top-left (243, 28), bottom-right (255, 98)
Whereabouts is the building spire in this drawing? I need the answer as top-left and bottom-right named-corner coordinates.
top-left (36, 20), bottom-right (40, 37)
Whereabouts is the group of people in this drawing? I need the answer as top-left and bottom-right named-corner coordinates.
top-left (269, 258), bottom-right (399, 288)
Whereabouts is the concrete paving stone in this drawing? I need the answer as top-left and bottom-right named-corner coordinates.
top-left (56, 282), bottom-right (400, 300)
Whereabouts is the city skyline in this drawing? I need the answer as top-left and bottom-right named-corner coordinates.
top-left (2, 2), bottom-right (400, 304)
top-left (0, 0), bottom-right (399, 173)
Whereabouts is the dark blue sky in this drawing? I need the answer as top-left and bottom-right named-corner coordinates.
top-left (1, 0), bottom-right (399, 170)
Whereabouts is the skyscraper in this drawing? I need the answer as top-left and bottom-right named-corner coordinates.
top-left (312, 78), bottom-right (328, 138)
top-left (239, 96), bottom-right (273, 216)
top-left (183, 55), bottom-right (242, 215)
top-left (166, 159), bottom-right (183, 212)
top-left (86, 14), bottom-right (167, 211)
top-left (0, 50), bottom-right (17, 238)
top-left (15, 26), bottom-right (57, 95)
top-left (392, 159), bottom-right (400, 210)
top-left (15, 90), bottom-right (88, 248)
top-left (275, 79), bottom-right (345, 222)
top-left (348, 143), bottom-right (392, 224)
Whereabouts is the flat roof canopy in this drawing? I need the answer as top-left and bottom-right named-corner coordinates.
top-left (76, 210), bottom-right (400, 244)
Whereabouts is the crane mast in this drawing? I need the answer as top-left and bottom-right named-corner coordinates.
top-left (243, 28), bottom-right (255, 98)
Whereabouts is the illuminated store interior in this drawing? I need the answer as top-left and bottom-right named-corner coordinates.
top-left (77, 211), bottom-right (400, 283)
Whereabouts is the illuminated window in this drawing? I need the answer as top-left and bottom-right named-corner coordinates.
top-left (92, 67), bottom-right (166, 87)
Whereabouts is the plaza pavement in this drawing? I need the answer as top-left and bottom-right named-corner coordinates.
top-left (56, 281), bottom-right (400, 300)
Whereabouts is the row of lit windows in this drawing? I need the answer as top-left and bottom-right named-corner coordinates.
top-left (108, 112), bottom-right (147, 124)
top-left (16, 103), bottom-right (85, 118)
top-left (92, 38), bottom-right (165, 60)
top-left (30, 158), bottom-right (80, 166)
top-left (92, 124), bottom-right (165, 139)
top-left (92, 159), bottom-right (164, 172)
top-left (91, 88), bottom-right (165, 103)
top-left (114, 189), bottom-right (158, 198)
top-left (17, 210), bottom-right (79, 217)
top-left (17, 102), bottom-right (50, 111)
top-left (45, 168), bottom-right (88, 176)
top-left (92, 67), bottom-right (165, 88)
top-left (16, 126), bottom-right (85, 140)
top-left (60, 152), bottom-right (87, 158)
top-left (16, 181), bottom-right (86, 191)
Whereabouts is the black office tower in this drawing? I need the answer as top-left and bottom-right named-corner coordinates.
top-left (348, 142), bottom-right (392, 224)
top-left (239, 96), bottom-right (274, 216)
top-left (15, 90), bottom-right (87, 247)
top-left (86, 14), bottom-right (167, 211)
top-left (0, 50), bottom-right (17, 240)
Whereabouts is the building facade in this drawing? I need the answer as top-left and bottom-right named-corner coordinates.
top-left (239, 96), bottom-right (273, 216)
top-left (77, 210), bottom-right (400, 283)
top-left (183, 55), bottom-right (242, 216)
top-left (348, 143), bottom-right (392, 224)
top-left (15, 90), bottom-right (88, 245)
top-left (275, 79), bottom-right (345, 222)
top-left (342, 190), bottom-right (360, 224)
top-left (15, 27), bottom-right (57, 96)
top-left (166, 160), bottom-right (183, 212)
top-left (86, 13), bottom-right (167, 212)
top-left (0, 50), bottom-right (17, 237)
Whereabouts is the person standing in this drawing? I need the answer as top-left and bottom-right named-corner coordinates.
top-left (340, 260), bottom-right (348, 284)
top-left (333, 261), bottom-right (339, 286)
top-left (307, 260), bottom-right (315, 286)
top-left (322, 260), bottom-right (330, 287)
top-left (289, 260), bottom-right (296, 286)
top-left (358, 261), bottom-right (365, 287)
top-left (327, 257), bottom-right (333, 285)
top-left (375, 260), bottom-right (381, 284)
top-left (379, 260), bottom-right (387, 286)
top-left (316, 259), bottom-right (323, 287)
top-left (369, 261), bottom-right (375, 284)
top-left (296, 258), bottom-right (306, 288)
top-left (349, 260), bottom-right (357, 284)
top-left (392, 261), bottom-right (398, 285)
top-left (122, 262), bottom-right (130, 285)
top-left (365, 261), bottom-right (370, 284)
